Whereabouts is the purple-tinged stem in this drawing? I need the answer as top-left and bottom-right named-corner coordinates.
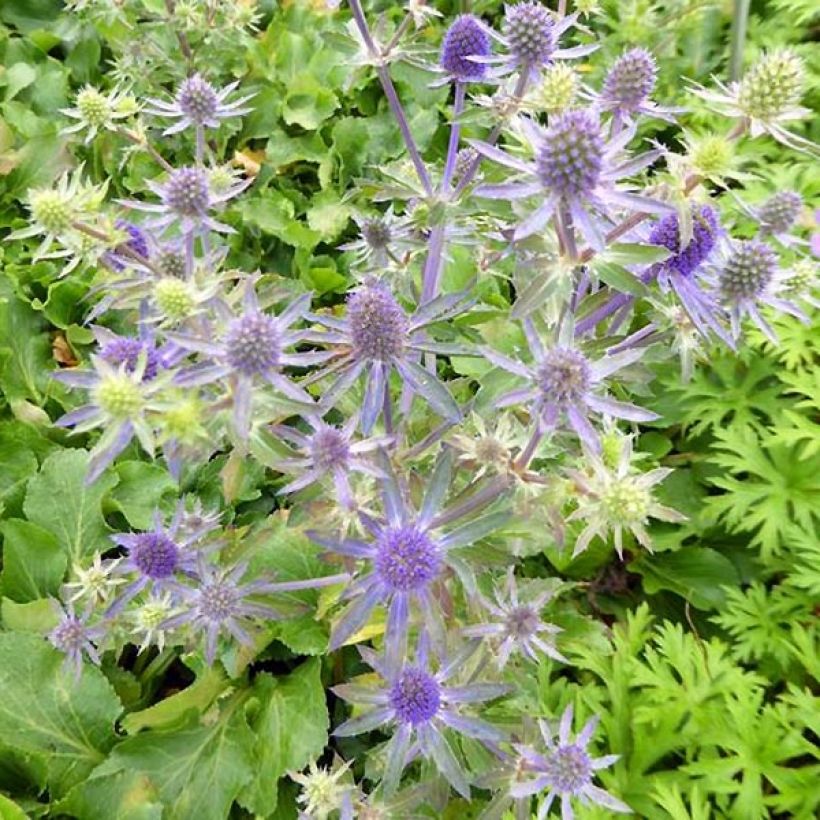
top-left (453, 67), bottom-right (531, 197)
top-left (431, 476), bottom-right (511, 528)
top-left (574, 267), bottom-right (658, 336)
top-left (606, 323), bottom-right (659, 354)
top-left (347, 0), bottom-right (433, 196)
top-left (442, 82), bottom-right (466, 193)
top-left (515, 426), bottom-right (544, 470)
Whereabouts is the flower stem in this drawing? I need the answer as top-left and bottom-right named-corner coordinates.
top-left (729, 0), bottom-right (751, 83)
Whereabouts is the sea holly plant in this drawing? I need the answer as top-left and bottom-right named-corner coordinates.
top-left (0, 0), bottom-right (816, 818)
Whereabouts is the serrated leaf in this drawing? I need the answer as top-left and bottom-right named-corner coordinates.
top-left (0, 632), bottom-right (122, 797)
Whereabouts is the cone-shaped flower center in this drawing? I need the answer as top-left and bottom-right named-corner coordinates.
top-left (31, 190), bottom-right (74, 235)
top-left (543, 743), bottom-right (593, 793)
top-left (361, 218), bottom-right (392, 251)
top-left (758, 191), bottom-right (802, 236)
top-left (649, 205), bottom-right (719, 278)
top-left (440, 14), bottom-right (491, 80)
top-left (100, 337), bottom-right (160, 381)
top-left (95, 373), bottom-right (144, 419)
top-left (536, 348), bottom-right (591, 406)
top-left (601, 479), bottom-right (650, 524)
top-left (347, 282), bottom-right (409, 362)
top-left (50, 617), bottom-right (87, 653)
top-left (720, 240), bottom-right (777, 300)
top-left (163, 167), bottom-right (210, 217)
top-left (375, 525), bottom-right (442, 592)
top-left (506, 605), bottom-right (540, 639)
top-left (177, 75), bottom-right (219, 123)
top-left (504, 2), bottom-right (554, 66)
top-left (536, 110), bottom-right (603, 197)
top-left (77, 87), bottom-right (111, 127)
top-left (310, 427), bottom-right (350, 470)
top-left (738, 50), bottom-right (804, 121)
top-left (390, 667), bottom-right (441, 725)
top-left (603, 48), bottom-right (657, 111)
top-left (199, 580), bottom-right (238, 622)
top-left (131, 532), bottom-right (180, 579)
top-left (225, 312), bottom-right (282, 376)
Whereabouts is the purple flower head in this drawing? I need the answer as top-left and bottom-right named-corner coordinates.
top-left (162, 560), bottom-right (346, 664)
top-left (649, 204), bottom-right (719, 278)
top-left (146, 73), bottom-right (254, 135)
top-left (463, 568), bottom-right (565, 668)
top-left (270, 414), bottom-right (390, 509)
top-left (537, 110), bottom-right (603, 197)
top-left (308, 450), bottom-right (508, 654)
top-left (169, 279), bottom-right (328, 439)
top-left (164, 167), bottom-right (210, 219)
top-left (504, 2), bottom-right (555, 68)
top-left (602, 48), bottom-right (658, 113)
top-left (511, 705), bottom-right (630, 817)
top-left (96, 328), bottom-right (163, 382)
top-left (339, 208), bottom-right (416, 270)
top-left (485, 319), bottom-right (658, 453)
top-left (310, 279), bottom-right (472, 433)
top-left (104, 219), bottom-right (150, 271)
top-left (757, 190), bottom-right (802, 236)
top-left (48, 602), bottom-right (103, 679)
top-left (440, 15), bottom-right (492, 82)
top-left (473, 112), bottom-right (672, 246)
top-left (333, 638), bottom-right (509, 797)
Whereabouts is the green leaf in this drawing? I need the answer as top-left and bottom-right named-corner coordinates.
top-left (632, 547), bottom-right (740, 609)
top-left (0, 519), bottom-right (66, 602)
top-left (0, 597), bottom-right (58, 632)
top-left (23, 449), bottom-right (118, 564)
top-left (282, 77), bottom-right (338, 130)
top-left (0, 632), bottom-right (122, 797)
top-left (591, 260), bottom-right (648, 297)
top-left (89, 699), bottom-right (255, 820)
top-left (108, 461), bottom-right (176, 529)
top-left (240, 659), bottom-right (328, 814)
top-left (604, 242), bottom-right (672, 265)
top-left (0, 793), bottom-right (30, 820)
top-left (58, 770), bottom-right (163, 820)
top-left (1, 64), bottom-right (37, 102)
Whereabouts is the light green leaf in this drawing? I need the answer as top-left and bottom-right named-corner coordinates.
top-left (23, 449), bottom-right (118, 563)
top-left (0, 519), bottom-right (66, 602)
top-left (0, 793), bottom-right (30, 820)
top-left (0, 633), bottom-right (122, 797)
top-left (282, 77), bottom-right (338, 130)
top-left (604, 242), bottom-right (672, 265)
top-left (108, 461), bottom-right (176, 529)
top-left (58, 771), bottom-right (163, 820)
top-left (1, 64), bottom-right (37, 101)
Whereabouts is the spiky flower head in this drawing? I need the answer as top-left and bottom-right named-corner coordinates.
top-left (504, 2), bottom-right (555, 67)
top-left (30, 189), bottom-right (77, 236)
top-left (99, 336), bottom-right (161, 381)
top-left (649, 204), bottom-right (720, 277)
top-left (390, 666), bottom-right (442, 725)
top-left (536, 347), bottom-right (591, 407)
top-left (534, 63), bottom-right (579, 114)
top-left (784, 258), bottom-right (817, 295)
top-left (757, 191), bottom-right (802, 236)
top-left (536, 109), bottom-right (603, 197)
top-left (375, 526), bottom-right (442, 593)
top-left (738, 49), bottom-right (805, 122)
top-left (63, 555), bottom-right (125, 606)
top-left (156, 248), bottom-right (186, 278)
top-left (61, 86), bottom-right (134, 142)
top-left (347, 280), bottom-right (410, 362)
top-left (153, 278), bottom-right (197, 322)
top-left (361, 217), bottom-right (392, 252)
top-left (75, 86), bottom-right (111, 128)
top-left (454, 147), bottom-right (478, 180)
top-left (603, 48), bottom-right (657, 112)
top-left (224, 311), bottom-right (282, 377)
top-left (48, 603), bottom-right (102, 677)
top-left (687, 133), bottom-right (735, 179)
top-left (131, 593), bottom-right (176, 651)
top-left (440, 14), bottom-right (491, 81)
top-left (163, 166), bottom-right (210, 218)
top-left (291, 760), bottom-right (354, 820)
top-left (177, 74), bottom-right (220, 123)
top-left (93, 371), bottom-right (144, 419)
top-left (719, 239), bottom-right (777, 302)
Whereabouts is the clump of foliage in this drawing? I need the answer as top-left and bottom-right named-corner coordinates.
top-left (0, 1), bottom-right (817, 819)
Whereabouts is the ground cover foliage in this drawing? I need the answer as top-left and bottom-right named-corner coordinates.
top-left (0, 0), bottom-right (818, 818)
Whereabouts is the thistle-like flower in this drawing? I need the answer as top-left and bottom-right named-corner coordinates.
top-left (61, 85), bottom-right (135, 142)
top-left (53, 354), bottom-right (169, 483)
top-left (269, 415), bottom-right (390, 509)
top-left (484, 319), bottom-right (658, 453)
top-left (511, 705), bottom-right (630, 818)
top-left (162, 560), bottom-right (347, 664)
top-left (338, 208), bottom-right (415, 269)
top-left (597, 47), bottom-right (680, 128)
top-left (169, 279), bottom-right (326, 439)
top-left (756, 191), bottom-right (803, 238)
top-left (48, 602), bottom-right (104, 678)
top-left (713, 238), bottom-right (806, 342)
top-left (93, 321), bottom-right (166, 382)
top-left (487, 4), bottom-right (594, 80)
top-left (333, 638), bottom-right (509, 797)
top-left (290, 759), bottom-right (355, 820)
top-left (308, 450), bottom-right (507, 653)
top-left (690, 49), bottom-right (818, 155)
top-left (463, 568), bottom-right (566, 667)
top-left (566, 436), bottom-right (685, 557)
top-left (529, 63), bottom-right (579, 114)
top-left (102, 219), bottom-right (151, 271)
top-left (646, 204), bottom-right (732, 345)
top-left (145, 73), bottom-right (253, 135)
top-left (434, 14), bottom-right (493, 85)
top-left (130, 591), bottom-right (179, 652)
top-left (449, 411), bottom-right (526, 479)
top-left (473, 110), bottom-right (671, 245)
top-left (309, 278), bottom-right (471, 433)
top-left (63, 554), bottom-right (126, 606)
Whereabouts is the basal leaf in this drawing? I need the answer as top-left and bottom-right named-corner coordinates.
top-left (0, 519), bottom-right (66, 602)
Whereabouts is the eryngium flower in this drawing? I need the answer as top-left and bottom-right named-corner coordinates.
top-left (439, 15), bottom-right (492, 83)
top-left (690, 50), bottom-right (817, 155)
top-left (162, 561), bottom-right (347, 664)
top-left (463, 568), bottom-right (566, 667)
top-left (269, 415), bottom-right (390, 509)
top-left (309, 279), bottom-right (470, 433)
top-left (338, 208), bottom-right (415, 269)
top-left (598, 47), bottom-right (678, 125)
top-left (53, 354), bottom-right (168, 484)
top-left (567, 436), bottom-right (685, 557)
top-left (716, 239), bottom-right (805, 341)
top-left (473, 111), bottom-right (670, 245)
top-left (308, 450), bottom-right (507, 652)
top-left (333, 640), bottom-right (508, 797)
top-left (291, 759), bottom-right (355, 820)
top-left (531, 63), bottom-right (579, 114)
top-left (61, 85), bottom-right (135, 142)
top-left (511, 705), bottom-right (630, 817)
top-left (647, 204), bottom-right (732, 345)
top-left (93, 322), bottom-right (164, 382)
top-left (102, 219), bottom-right (151, 271)
top-left (48, 602), bottom-right (103, 678)
top-left (484, 320), bottom-right (658, 453)
top-left (146, 73), bottom-right (253, 134)
top-left (170, 280), bottom-right (327, 439)
top-left (757, 191), bottom-right (802, 237)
